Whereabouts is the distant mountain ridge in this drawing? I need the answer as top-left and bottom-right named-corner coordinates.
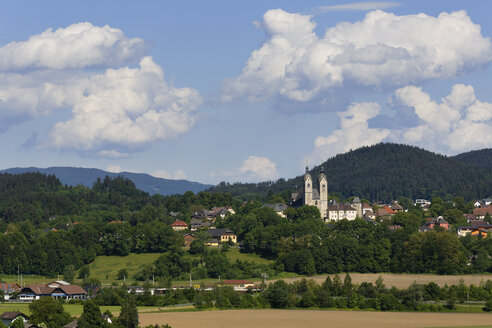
top-left (1, 167), bottom-right (212, 196)
top-left (209, 143), bottom-right (492, 202)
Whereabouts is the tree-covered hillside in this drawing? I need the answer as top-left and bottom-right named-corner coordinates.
top-left (209, 143), bottom-right (492, 202)
top-left (453, 148), bottom-right (492, 169)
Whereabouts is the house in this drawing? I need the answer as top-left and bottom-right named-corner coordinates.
top-left (0, 312), bottom-right (28, 327)
top-left (0, 283), bottom-right (20, 300)
top-left (390, 201), bottom-right (404, 212)
top-left (262, 203), bottom-right (288, 218)
top-left (206, 228), bottom-right (237, 244)
top-left (211, 206), bottom-right (235, 218)
top-left (464, 214), bottom-right (477, 221)
top-left (426, 216), bottom-right (449, 230)
top-left (473, 207), bottom-right (492, 220)
top-left (326, 201), bottom-right (357, 222)
top-left (171, 220), bottom-right (188, 231)
top-left (190, 218), bottom-right (210, 231)
top-left (375, 206), bottom-right (396, 218)
top-left (362, 203), bottom-right (373, 216)
top-left (183, 233), bottom-right (196, 247)
top-left (415, 199), bottom-right (431, 207)
top-left (18, 281), bottom-right (87, 301)
top-left (458, 225), bottom-right (492, 238)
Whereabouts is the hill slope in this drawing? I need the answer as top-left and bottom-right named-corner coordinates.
top-left (209, 143), bottom-right (492, 202)
top-left (452, 148), bottom-right (492, 169)
top-left (1, 167), bottom-right (211, 196)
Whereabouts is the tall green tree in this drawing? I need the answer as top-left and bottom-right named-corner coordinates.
top-left (78, 300), bottom-right (105, 328)
top-left (28, 297), bottom-right (72, 328)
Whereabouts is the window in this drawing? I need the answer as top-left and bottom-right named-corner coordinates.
top-left (307, 183), bottom-right (310, 188)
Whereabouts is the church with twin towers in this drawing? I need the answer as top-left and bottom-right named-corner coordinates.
top-left (290, 166), bottom-right (363, 221)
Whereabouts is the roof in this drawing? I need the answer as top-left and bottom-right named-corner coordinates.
top-left (469, 219), bottom-right (488, 227)
top-left (473, 207), bottom-right (492, 216)
top-left (221, 280), bottom-right (254, 285)
top-left (171, 220), bottom-right (188, 227)
top-left (0, 283), bottom-right (19, 292)
top-left (20, 283), bottom-right (87, 296)
top-left (352, 197), bottom-right (361, 203)
top-left (328, 204), bottom-right (356, 211)
top-left (263, 203), bottom-right (288, 212)
top-left (63, 320), bottom-right (78, 328)
top-left (0, 312), bottom-right (28, 320)
top-left (312, 189), bottom-right (320, 200)
top-left (390, 202), bottom-right (403, 210)
top-left (207, 228), bottom-right (235, 237)
top-left (362, 203), bottom-right (372, 209)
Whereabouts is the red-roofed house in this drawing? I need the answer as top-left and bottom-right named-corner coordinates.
top-left (171, 220), bottom-right (188, 231)
top-left (473, 207), bottom-right (492, 219)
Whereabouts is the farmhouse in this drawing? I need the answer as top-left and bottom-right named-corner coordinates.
top-left (18, 281), bottom-right (86, 301)
top-left (206, 228), bottom-right (237, 244)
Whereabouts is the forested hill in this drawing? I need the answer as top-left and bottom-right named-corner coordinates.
top-left (209, 143), bottom-right (492, 202)
top-left (1, 166), bottom-right (211, 196)
top-left (453, 148), bottom-right (492, 169)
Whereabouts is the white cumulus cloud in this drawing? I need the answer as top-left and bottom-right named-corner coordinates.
top-left (306, 102), bottom-right (390, 163)
top-left (238, 155), bottom-right (279, 181)
top-left (306, 84), bottom-right (492, 164)
top-left (223, 9), bottom-right (492, 106)
top-left (0, 22), bottom-right (144, 71)
top-left (0, 23), bottom-right (201, 154)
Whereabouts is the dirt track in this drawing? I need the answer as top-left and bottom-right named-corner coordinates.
top-left (139, 309), bottom-right (492, 328)
top-left (271, 273), bottom-right (492, 289)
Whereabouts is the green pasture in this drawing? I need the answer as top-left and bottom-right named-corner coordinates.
top-left (79, 253), bottom-right (162, 285)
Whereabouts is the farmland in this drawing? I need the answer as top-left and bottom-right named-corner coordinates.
top-left (138, 309), bottom-right (492, 328)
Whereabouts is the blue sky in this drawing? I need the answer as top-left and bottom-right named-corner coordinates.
top-left (0, 1), bottom-right (491, 184)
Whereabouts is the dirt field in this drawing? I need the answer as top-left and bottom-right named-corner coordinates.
top-left (139, 309), bottom-right (492, 328)
top-left (270, 273), bottom-right (492, 288)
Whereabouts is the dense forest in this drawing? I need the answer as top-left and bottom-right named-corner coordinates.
top-left (453, 148), bottom-right (492, 169)
top-left (208, 143), bottom-right (492, 202)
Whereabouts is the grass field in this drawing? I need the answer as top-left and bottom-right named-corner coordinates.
top-left (224, 248), bottom-right (273, 265)
top-left (80, 253), bottom-right (162, 285)
top-left (138, 310), bottom-right (492, 328)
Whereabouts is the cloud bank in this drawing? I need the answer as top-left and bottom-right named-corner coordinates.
top-left (0, 23), bottom-right (201, 155)
top-left (223, 9), bottom-right (492, 106)
top-left (306, 84), bottom-right (492, 163)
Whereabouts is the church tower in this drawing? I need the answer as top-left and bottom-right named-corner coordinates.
top-left (304, 166), bottom-right (313, 206)
top-left (319, 167), bottom-right (328, 217)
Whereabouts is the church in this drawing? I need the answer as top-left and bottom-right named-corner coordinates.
top-left (290, 167), bottom-right (361, 221)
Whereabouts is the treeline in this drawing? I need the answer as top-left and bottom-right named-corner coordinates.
top-left (208, 143), bottom-right (492, 202)
top-left (91, 276), bottom-right (492, 313)
top-left (219, 203), bottom-right (492, 275)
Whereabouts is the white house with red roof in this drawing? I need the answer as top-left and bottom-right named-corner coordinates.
top-left (171, 220), bottom-right (189, 231)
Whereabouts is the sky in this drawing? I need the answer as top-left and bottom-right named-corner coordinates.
top-left (0, 0), bottom-right (491, 184)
